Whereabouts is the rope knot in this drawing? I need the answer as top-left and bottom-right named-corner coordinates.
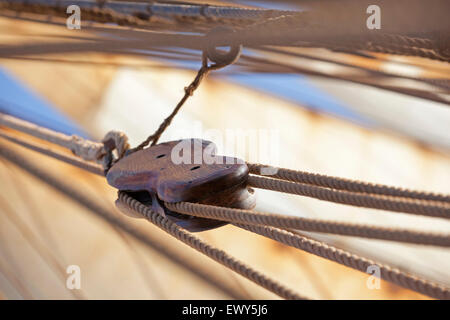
top-left (184, 85), bottom-right (195, 96)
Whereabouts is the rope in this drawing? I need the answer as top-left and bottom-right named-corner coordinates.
top-left (365, 44), bottom-right (448, 62)
top-left (0, 113), bottom-right (128, 171)
top-left (2, 115), bottom-right (450, 298)
top-left (233, 223), bottom-right (450, 300)
top-left (117, 191), bottom-right (308, 300)
top-left (368, 34), bottom-right (435, 50)
top-left (1, 114), bottom-right (449, 221)
top-left (3, 128), bottom-right (448, 247)
top-left (0, 130), bottom-right (104, 176)
top-left (247, 163), bottom-right (450, 204)
top-left (0, 141), bottom-right (248, 300)
top-left (2, 0), bottom-right (448, 63)
top-left (248, 175), bottom-right (450, 219)
top-left (1, 0), bottom-right (292, 27)
top-left (129, 49), bottom-right (239, 153)
top-left (165, 202), bottom-right (450, 247)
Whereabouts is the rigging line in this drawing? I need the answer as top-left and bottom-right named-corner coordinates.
top-left (239, 55), bottom-right (450, 105)
top-left (254, 46), bottom-right (450, 90)
top-left (247, 163), bottom-right (450, 203)
top-left (0, 33), bottom-right (205, 56)
top-left (233, 223), bottom-right (450, 300)
top-left (86, 181), bottom-right (251, 300)
top-left (61, 167), bottom-right (168, 299)
top-left (1, 37), bottom-right (445, 102)
top-left (0, 130), bottom-right (105, 176)
top-left (5, 128), bottom-right (449, 247)
top-left (0, 55), bottom-right (247, 74)
top-left (0, 24), bottom-right (446, 99)
top-left (347, 42), bottom-right (448, 63)
top-left (117, 191), bottom-right (308, 300)
top-left (248, 175), bottom-right (450, 219)
top-left (129, 51), bottom-right (232, 152)
top-left (2, 115), bottom-right (449, 218)
top-left (2, 116), bottom-right (449, 297)
top-left (294, 36), bottom-right (449, 63)
top-left (165, 202), bottom-right (450, 247)
top-left (3, 0), bottom-right (446, 44)
top-left (0, 142), bottom-right (250, 300)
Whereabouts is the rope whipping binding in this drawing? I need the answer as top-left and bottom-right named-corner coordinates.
top-left (0, 1), bottom-right (448, 298)
top-left (117, 192), bottom-right (306, 300)
top-left (0, 113), bottom-right (129, 172)
top-left (0, 46), bottom-right (307, 299)
top-left (3, 112), bottom-right (449, 222)
top-left (0, 37), bottom-right (449, 296)
top-left (247, 163), bottom-right (450, 203)
top-left (2, 112), bottom-right (450, 220)
top-left (0, 34), bottom-right (241, 171)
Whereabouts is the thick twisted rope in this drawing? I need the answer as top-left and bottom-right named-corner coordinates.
top-left (233, 223), bottom-right (450, 300)
top-left (165, 202), bottom-right (450, 247)
top-left (0, 0), bottom-right (291, 29)
top-left (248, 175), bottom-right (450, 219)
top-left (247, 163), bottom-right (450, 204)
top-left (2, 0), bottom-right (448, 63)
top-left (0, 142), bottom-right (249, 300)
top-left (2, 117), bottom-right (450, 298)
top-left (117, 192), bottom-right (307, 300)
top-left (2, 115), bottom-right (449, 220)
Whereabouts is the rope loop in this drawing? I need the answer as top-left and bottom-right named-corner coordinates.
top-left (69, 130), bottom-right (129, 173)
top-left (101, 130), bottom-right (130, 172)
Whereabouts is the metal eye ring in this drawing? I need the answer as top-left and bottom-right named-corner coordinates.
top-left (205, 26), bottom-right (242, 66)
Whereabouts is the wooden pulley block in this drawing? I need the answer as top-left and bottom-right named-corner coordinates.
top-left (107, 139), bottom-right (255, 232)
